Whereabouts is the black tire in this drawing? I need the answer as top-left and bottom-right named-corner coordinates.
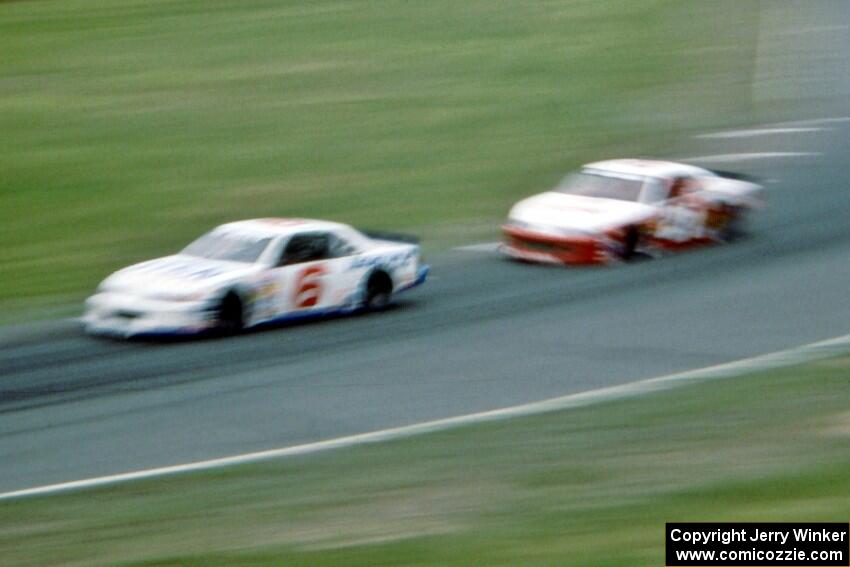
top-left (719, 207), bottom-right (747, 242)
top-left (216, 292), bottom-right (245, 334)
top-left (364, 271), bottom-right (392, 311)
top-left (619, 227), bottom-right (639, 261)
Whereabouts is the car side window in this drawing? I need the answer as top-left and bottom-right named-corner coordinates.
top-left (328, 234), bottom-right (357, 258)
top-left (670, 177), bottom-right (700, 203)
top-left (640, 178), bottom-right (669, 204)
top-left (278, 233), bottom-right (330, 266)
top-left (669, 177), bottom-right (689, 200)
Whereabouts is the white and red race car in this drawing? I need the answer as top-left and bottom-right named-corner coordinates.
top-left (84, 218), bottom-right (428, 337)
top-left (502, 159), bottom-right (764, 265)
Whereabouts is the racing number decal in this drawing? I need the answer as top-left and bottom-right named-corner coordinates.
top-left (293, 265), bottom-right (325, 308)
top-left (659, 203), bottom-right (706, 242)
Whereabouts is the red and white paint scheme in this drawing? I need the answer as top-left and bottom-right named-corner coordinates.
top-left (84, 218), bottom-right (428, 337)
top-left (502, 159), bottom-right (764, 265)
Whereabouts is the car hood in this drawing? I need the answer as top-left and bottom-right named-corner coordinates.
top-left (98, 254), bottom-right (262, 299)
top-left (507, 191), bottom-right (656, 234)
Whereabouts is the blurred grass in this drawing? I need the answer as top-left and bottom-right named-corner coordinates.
top-left (0, 0), bottom-right (760, 315)
top-left (2, 356), bottom-right (849, 566)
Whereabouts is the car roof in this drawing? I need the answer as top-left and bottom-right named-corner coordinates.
top-left (217, 218), bottom-right (351, 238)
top-left (583, 159), bottom-right (711, 178)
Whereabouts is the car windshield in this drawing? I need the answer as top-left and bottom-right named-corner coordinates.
top-left (181, 230), bottom-right (272, 263)
top-left (556, 171), bottom-right (646, 202)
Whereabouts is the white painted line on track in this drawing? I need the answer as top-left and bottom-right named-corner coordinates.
top-left (2, 332), bottom-right (848, 501)
top-left (771, 117), bottom-right (850, 128)
top-left (695, 127), bottom-right (827, 139)
top-left (682, 152), bottom-right (821, 163)
top-left (455, 242), bottom-right (501, 253)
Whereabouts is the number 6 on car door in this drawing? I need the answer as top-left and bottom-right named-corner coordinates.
top-left (293, 265), bottom-right (325, 308)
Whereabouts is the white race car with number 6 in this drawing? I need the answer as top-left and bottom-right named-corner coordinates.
top-left (84, 218), bottom-right (429, 337)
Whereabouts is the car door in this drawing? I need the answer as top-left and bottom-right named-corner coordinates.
top-left (265, 231), bottom-right (368, 318)
top-left (654, 177), bottom-right (708, 242)
top-left (269, 232), bottom-right (335, 315)
top-left (323, 231), bottom-right (365, 307)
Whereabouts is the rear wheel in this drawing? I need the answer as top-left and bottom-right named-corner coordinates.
top-left (216, 292), bottom-right (245, 334)
top-left (719, 207), bottom-right (747, 242)
top-left (364, 272), bottom-right (392, 311)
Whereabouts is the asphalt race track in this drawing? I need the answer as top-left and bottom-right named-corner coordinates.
top-left (1, 111), bottom-right (848, 495)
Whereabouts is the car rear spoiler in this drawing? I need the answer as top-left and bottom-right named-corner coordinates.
top-left (707, 169), bottom-right (762, 184)
top-left (360, 229), bottom-right (421, 244)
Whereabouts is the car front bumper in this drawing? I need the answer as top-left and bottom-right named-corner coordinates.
top-left (501, 225), bottom-right (614, 265)
top-left (83, 292), bottom-right (214, 338)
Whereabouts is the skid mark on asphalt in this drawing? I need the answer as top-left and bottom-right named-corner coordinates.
top-left (1, 332), bottom-right (848, 501)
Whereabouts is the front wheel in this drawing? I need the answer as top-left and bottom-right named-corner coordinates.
top-left (215, 292), bottom-right (245, 334)
top-left (618, 227), bottom-right (639, 261)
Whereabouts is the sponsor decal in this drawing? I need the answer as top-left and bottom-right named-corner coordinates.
top-left (657, 204), bottom-right (707, 242)
top-left (348, 249), bottom-right (417, 271)
top-left (247, 279), bottom-right (280, 320)
top-left (705, 206), bottom-right (732, 230)
top-left (254, 280), bottom-right (278, 299)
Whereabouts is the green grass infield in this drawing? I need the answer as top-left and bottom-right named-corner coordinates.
top-left (1, 0), bottom-right (760, 316)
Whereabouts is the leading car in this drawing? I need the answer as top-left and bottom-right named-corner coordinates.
top-left (502, 159), bottom-right (764, 265)
top-left (84, 218), bottom-right (428, 337)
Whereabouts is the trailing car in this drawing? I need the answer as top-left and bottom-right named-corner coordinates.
top-left (84, 218), bottom-right (428, 337)
top-left (501, 159), bottom-right (764, 265)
